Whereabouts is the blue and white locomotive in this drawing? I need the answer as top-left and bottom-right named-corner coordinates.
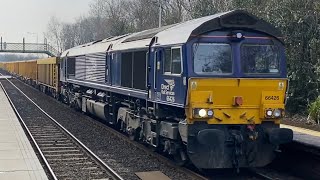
top-left (60, 10), bottom-right (293, 169)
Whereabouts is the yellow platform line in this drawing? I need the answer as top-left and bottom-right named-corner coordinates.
top-left (281, 124), bottom-right (320, 137)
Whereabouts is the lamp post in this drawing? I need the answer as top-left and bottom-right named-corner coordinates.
top-left (151, 0), bottom-right (165, 28)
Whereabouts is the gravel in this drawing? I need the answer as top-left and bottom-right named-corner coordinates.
top-left (5, 78), bottom-right (200, 180)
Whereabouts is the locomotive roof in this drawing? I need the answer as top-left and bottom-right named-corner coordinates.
top-left (60, 37), bottom-right (124, 57)
top-left (61, 10), bottom-right (283, 57)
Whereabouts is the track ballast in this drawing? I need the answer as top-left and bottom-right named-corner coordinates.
top-left (0, 78), bottom-right (123, 180)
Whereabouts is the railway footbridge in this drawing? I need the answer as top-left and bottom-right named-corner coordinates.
top-left (0, 37), bottom-right (59, 57)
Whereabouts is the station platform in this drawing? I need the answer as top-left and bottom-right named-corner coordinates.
top-left (281, 124), bottom-right (320, 149)
top-left (0, 85), bottom-right (48, 180)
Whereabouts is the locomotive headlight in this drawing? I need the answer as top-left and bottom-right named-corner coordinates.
top-left (265, 108), bottom-right (283, 118)
top-left (273, 109), bottom-right (282, 118)
top-left (193, 108), bottom-right (214, 118)
top-left (236, 32), bottom-right (243, 39)
top-left (198, 109), bottom-right (207, 117)
top-left (266, 109), bottom-right (273, 117)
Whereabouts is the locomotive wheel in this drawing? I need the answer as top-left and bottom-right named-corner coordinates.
top-left (55, 93), bottom-right (60, 101)
top-left (128, 129), bottom-right (137, 141)
top-left (53, 92), bottom-right (57, 99)
top-left (115, 120), bottom-right (122, 130)
top-left (128, 128), bottom-right (141, 141)
top-left (173, 149), bottom-right (188, 166)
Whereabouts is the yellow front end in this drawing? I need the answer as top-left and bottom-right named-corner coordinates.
top-left (187, 78), bottom-right (287, 125)
top-left (185, 78), bottom-right (292, 169)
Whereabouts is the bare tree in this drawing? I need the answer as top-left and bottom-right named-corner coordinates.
top-left (89, 0), bottom-right (110, 39)
top-left (75, 16), bottom-right (96, 44)
top-left (128, 0), bottom-right (159, 31)
top-left (46, 16), bottom-right (63, 53)
top-left (162, 0), bottom-right (189, 24)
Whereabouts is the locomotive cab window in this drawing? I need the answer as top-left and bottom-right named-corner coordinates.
top-left (193, 43), bottom-right (232, 75)
top-left (241, 44), bottom-right (280, 74)
top-left (164, 47), bottom-right (182, 75)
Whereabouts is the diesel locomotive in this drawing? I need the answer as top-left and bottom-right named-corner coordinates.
top-left (1, 10), bottom-right (293, 170)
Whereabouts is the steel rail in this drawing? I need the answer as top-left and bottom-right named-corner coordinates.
top-left (253, 172), bottom-right (274, 180)
top-left (248, 168), bottom-right (275, 180)
top-left (0, 75), bottom-right (123, 180)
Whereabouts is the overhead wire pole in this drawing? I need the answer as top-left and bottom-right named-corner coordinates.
top-left (158, 0), bottom-right (162, 28)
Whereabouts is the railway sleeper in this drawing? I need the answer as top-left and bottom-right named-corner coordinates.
top-left (40, 143), bottom-right (74, 146)
top-left (36, 137), bottom-right (68, 140)
top-left (45, 153), bottom-right (85, 157)
top-left (47, 157), bottom-right (89, 161)
top-left (41, 146), bottom-right (78, 150)
top-left (36, 139), bottom-right (72, 143)
top-left (42, 149), bottom-right (81, 153)
top-left (29, 129), bottom-right (61, 132)
top-left (32, 135), bottom-right (66, 138)
top-left (80, 166), bottom-right (100, 170)
top-left (49, 161), bottom-right (97, 168)
top-left (54, 168), bottom-right (106, 176)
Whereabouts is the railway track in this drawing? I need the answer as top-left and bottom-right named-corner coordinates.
top-left (0, 77), bottom-right (123, 180)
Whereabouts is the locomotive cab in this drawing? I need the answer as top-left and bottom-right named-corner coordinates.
top-left (182, 20), bottom-right (293, 169)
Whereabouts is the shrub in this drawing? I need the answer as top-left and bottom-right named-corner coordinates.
top-left (308, 97), bottom-right (320, 124)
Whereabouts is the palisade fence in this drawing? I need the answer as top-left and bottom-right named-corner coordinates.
top-left (0, 37), bottom-right (59, 57)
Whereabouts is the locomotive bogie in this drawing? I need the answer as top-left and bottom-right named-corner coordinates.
top-left (186, 122), bottom-right (280, 168)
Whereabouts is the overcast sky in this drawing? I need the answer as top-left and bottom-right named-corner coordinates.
top-left (0, 0), bottom-right (92, 43)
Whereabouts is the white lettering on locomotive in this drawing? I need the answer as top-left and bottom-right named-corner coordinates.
top-left (161, 79), bottom-right (175, 102)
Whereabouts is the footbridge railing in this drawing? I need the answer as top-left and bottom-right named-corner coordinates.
top-left (0, 37), bottom-right (59, 57)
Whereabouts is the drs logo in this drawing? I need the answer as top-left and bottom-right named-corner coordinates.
top-left (265, 96), bottom-right (280, 100)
